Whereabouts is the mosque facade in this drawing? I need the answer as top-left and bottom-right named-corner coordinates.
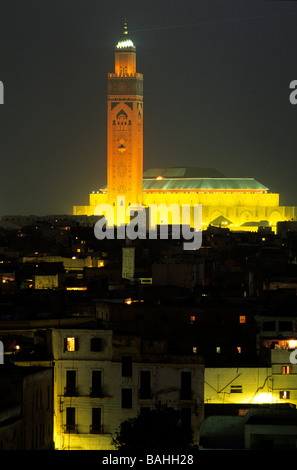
top-left (73, 23), bottom-right (296, 232)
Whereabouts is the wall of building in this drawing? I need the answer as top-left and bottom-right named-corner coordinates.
top-left (74, 190), bottom-right (296, 231)
top-left (0, 406), bottom-right (22, 450)
top-left (205, 350), bottom-right (297, 408)
top-left (0, 367), bottom-right (53, 450)
top-left (205, 367), bottom-right (272, 405)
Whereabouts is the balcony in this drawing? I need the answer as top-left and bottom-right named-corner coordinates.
top-left (64, 387), bottom-right (79, 397)
top-left (90, 425), bottom-right (104, 434)
top-left (90, 387), bottom-right (111, 398)
top-left (63, 424), bottom-right (77, 434)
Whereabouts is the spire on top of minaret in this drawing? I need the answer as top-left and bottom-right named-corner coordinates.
top-left (116, 18), bottom-right (135, 49)
top-left (123, 18), bottom-right (128, 35)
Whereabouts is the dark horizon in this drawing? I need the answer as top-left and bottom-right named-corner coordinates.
top-left (1, 0), bottom-right (297, 215)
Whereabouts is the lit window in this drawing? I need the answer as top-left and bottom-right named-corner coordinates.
top-left (216, 347), bottom-right (221, 354)
top-left (279, 391), bottom-right (290, 399)
top-left (238, 409), bottom-right (249, 416)
top-left (190, 315), bottom-right (196, 323)
top-left (64, 337), bottom-right (79, 352)
top-left (237, 346), bottom-right (242, 354)
top-left (288, 340), bottom-right (297, 349)
top-left (282, 365), bottom-right (292, 375)
top-left (239, 315), bottom-right (246, 324)
top-left (192, 347), bottom-right (197, 354)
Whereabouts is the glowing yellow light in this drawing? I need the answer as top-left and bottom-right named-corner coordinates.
top-left (156, 176), bottom-right (163, 180)
top-left (239, 315), bottom-right (246, 324)
top-left (66, 337), bottom-right (75, 351)
top-left (282, 365), bottom-right (292, 374)
top-left (116, 39), bottom-right (134, 49)
top-left (66, 287), bottom-right (87, 291)
top-left (252, 392), bottom-right (272, 404)
top-left (288, 340), bottom-right (297, 349)
top-left (125, 298), bottom-right (132, 305)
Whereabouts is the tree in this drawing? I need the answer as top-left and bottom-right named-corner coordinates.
top-left (112, 404), bottom-right (194, 452)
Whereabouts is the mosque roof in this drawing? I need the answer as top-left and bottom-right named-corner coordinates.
top-left (143, 167), bottom-right (226, 178)
top-left (142, 167), bottom-right (268, 191)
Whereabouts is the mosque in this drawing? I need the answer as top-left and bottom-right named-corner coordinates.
top-left (73, 22), bottom-right (296, 232)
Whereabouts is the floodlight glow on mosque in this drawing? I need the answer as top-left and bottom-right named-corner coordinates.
top-left (73, 22), bottom-right (297, 232)
top-left (116, 39), bottom-right (135, 49)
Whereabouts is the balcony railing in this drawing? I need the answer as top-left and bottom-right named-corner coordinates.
top-left (90, 388), bottom-right (112, 398)
top-left (64, 387), bottom-right (79, 397)
top-left (63, 424), bottom-right (77, 434)
top-left (90, 425), bottom-right (104, 434)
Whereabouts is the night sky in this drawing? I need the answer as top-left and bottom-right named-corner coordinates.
top-left (1, 0), bottom-right (297, 215)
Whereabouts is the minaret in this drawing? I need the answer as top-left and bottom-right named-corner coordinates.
top-left (107, 20), bottom-right (143, 216)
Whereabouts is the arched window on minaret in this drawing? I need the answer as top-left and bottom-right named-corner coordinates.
top-left (118, 115), bottom-right (127, 131)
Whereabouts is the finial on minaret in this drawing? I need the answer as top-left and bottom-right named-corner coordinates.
top-left (123, 18), bottom-right (128, 35)
top-left (116, 18), bottom-right (135, 49)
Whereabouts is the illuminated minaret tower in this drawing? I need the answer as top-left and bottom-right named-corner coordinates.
top-left (107, 20), bottom-right (143, 212)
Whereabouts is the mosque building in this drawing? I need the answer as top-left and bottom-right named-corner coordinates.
top-left (73, 22), bottom-right (296, 232)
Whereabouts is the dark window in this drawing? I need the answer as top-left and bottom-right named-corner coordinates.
top-left (181, 372), bottom-right (191, 400)
top-left (122, 356), bottom-right (132, 377)
top-left (279, 321), bottom-right (293, 332)
top-left (66, 407), bottom-right (76, 432)
top-left (65, 370), bottom-right (76, 396)
top-left (91, 338), bottom-right (103, 352)
top-left (140, 371), bottom-right (151, 399)
top-left (230, 385), bottom-right (242, 393)
top-left (91, 371), bottom-right (102, 396)
top-left (91, 408), bottom-right (102, 433)
top-left (122, 388), bottom-right (132, 408)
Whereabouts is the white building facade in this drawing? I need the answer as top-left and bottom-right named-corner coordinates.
top-left (51, 328), bottom-right (204, 450)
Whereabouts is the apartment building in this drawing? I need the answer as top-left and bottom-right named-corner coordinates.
top-left (51, 326), bottom-right (204, 450)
